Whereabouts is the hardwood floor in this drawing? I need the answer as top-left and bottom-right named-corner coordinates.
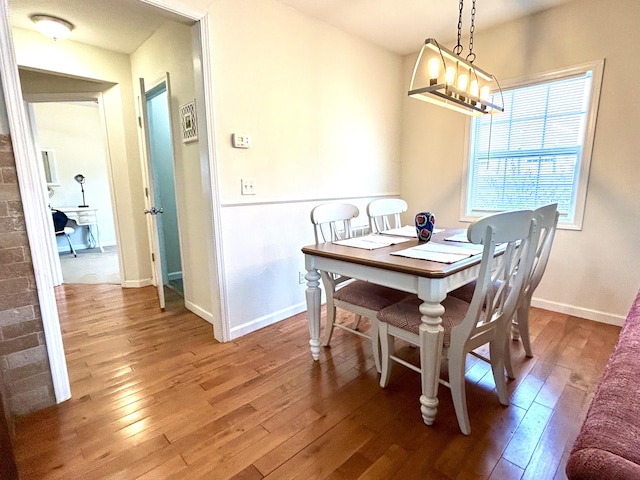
top-left (14, 284), bottom-right (621, 479)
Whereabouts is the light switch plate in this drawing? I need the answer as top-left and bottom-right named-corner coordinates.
top-left (232, 133), bottom-right (252, 148)
top-left (241, 178), bottom-right (256, 195)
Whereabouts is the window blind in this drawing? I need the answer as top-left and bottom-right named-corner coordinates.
top-left (467, 72), bottom-right (593, 222)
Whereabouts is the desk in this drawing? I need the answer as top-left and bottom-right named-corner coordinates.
top-left (302, 229), bottom-right (485, 427)
top-left (56, 207), bottom-right (103, 252)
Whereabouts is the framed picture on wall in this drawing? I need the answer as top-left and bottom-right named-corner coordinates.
top-left (179, 100), bottom-right (198, 143)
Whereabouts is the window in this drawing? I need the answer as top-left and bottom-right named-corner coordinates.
top-left (462, 60), bottom-right (604, 230)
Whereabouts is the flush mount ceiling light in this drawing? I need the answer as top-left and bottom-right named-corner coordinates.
top-left (30, 14), bottom-right (74, 41)
top-left (409, 0), bottom-right (503, 115)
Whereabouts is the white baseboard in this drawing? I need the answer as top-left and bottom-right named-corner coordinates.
top-left (220, 296), bottom-right (625, 342)
top-left (531, 297), bottom-right (625, 326)
top-left (229, 302), bottom-right (307, 340)
top-left (220, 296), bottom-right (625, 344)
top-left (186, 300), bottom-right (214, 325)
top-left (123, 278), bottom-right (153, 288)
top-left (57, 243), bottom-right (115, 253)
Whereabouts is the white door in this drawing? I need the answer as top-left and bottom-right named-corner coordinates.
top-left (139, 76), bottom-right (167, 309)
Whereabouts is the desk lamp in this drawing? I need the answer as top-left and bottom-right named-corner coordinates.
top-left (74, 174), bottom-right (88, 208)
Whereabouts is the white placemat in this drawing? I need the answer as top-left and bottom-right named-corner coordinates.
top-left (391, 241), bottom-right (482, 263)
top-left (333, 234), bottom-right (412, 250)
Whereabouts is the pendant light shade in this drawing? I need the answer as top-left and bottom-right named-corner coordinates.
top-left (409, 1), bottom-right (503, 116)
top-left (408, 39), bottom-right (503, 115)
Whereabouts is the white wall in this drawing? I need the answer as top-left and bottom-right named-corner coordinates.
top-left (210, 0), bottom-right (402, 202)
top-left (30, 101), bottom-right (117, 250)
top-left (400, 0), bottom-right (640, 324)
top-left (220, 197), bottom-right (375, 337)
top-left (207, 0), bottom-right (403, 334)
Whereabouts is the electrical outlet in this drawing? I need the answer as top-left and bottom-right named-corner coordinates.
top-left (241, 178), bottom-right (256, 195)
top-left (298, 272), bottom-right (306, 284)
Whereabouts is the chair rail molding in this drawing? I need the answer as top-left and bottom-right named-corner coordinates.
top-left (220, 193), bottom-right (403, 208)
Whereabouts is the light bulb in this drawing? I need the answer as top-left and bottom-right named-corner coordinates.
top-left (470, 80), bottom-right (479, 98)
top-left (470, 80), bottom-right (479, 105)
top-left (480, 86), bottom-right (491, 101)
top-left (457, 73), bottom-right (469, 102)
top-left (428, 58), bottom-right (440, 85)
top-left (446, 67), bottom-right (456, 86)
top-left (457, 73), bottom-right (468, 92)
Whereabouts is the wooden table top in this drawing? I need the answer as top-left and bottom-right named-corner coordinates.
top-left (302, 229), bottom-right (485, 279)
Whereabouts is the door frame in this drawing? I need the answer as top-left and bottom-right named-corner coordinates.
top-left (0, 0), bottom-right (229, 403)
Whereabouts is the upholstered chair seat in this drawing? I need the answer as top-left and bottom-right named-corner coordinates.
top-left (334, 282), bottom-right (409, 311)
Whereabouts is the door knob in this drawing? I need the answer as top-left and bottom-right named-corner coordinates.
top-left (144, 207), bottom-right (164, 215)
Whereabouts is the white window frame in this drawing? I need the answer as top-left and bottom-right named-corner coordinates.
top-left (460, 59), bottom-right (605, 230)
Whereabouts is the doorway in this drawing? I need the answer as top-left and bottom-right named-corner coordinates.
top-left (27, 98), bottom-right (121, 285)
top-left (2, 0), bottom-right (225, 405)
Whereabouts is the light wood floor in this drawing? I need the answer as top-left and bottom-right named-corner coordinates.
top-left (14, 284), bottom-right (621, 479)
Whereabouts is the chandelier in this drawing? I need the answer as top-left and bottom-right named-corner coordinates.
top-left (408, 0), bottom-right (503, 115)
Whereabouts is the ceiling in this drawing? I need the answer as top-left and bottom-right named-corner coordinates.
top-left (8, 0), bottom-right (195, 55)
top-left (8, 0), bottom-right (577, 55)
top-left (278, 0), bottom-right (577, 55)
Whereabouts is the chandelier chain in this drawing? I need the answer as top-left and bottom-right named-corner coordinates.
top-left (454, 0), bottom-right (464, 56)
top-left (467, 0), bottom-right (477, 63)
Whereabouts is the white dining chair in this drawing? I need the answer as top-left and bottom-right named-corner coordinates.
top-left (376, 209), bottom-right (539, 435)
top-left (449, 203), bottom-right (559, 359)
top-left (511, 203), bottom-right (559, 357)
top-left (366, 198), bottom-right (408, 233)
top-left (310, 202), bottom-right (409, 372)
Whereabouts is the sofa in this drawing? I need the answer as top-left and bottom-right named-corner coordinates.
top-left (566, 289), bottom-right (640, 480)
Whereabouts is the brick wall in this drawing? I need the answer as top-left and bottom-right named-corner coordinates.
top-left (0, 133), bottom-right (56, 417)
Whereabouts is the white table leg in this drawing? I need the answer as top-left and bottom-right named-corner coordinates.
top-left (305, 266), bottom-right (322, 361)
top-left (94, 223), bottom-right (104, 252)
top-left (418, 290), bottom-right (445, 426)
top-left (85, 225), bottom-right (96, 249)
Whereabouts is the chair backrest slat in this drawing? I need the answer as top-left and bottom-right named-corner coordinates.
top-left (366, 198), bottom-right (408, 233)
top-left (527, 203), bottom-right (559, 295)
top-left (310, 202), bottom-right (359, 243)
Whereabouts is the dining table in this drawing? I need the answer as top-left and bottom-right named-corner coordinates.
top-left (301, 228), bottom-right (489, 427)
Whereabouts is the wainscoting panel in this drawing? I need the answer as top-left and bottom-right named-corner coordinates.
top-left (219, 196), bottom-right (389, 335)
